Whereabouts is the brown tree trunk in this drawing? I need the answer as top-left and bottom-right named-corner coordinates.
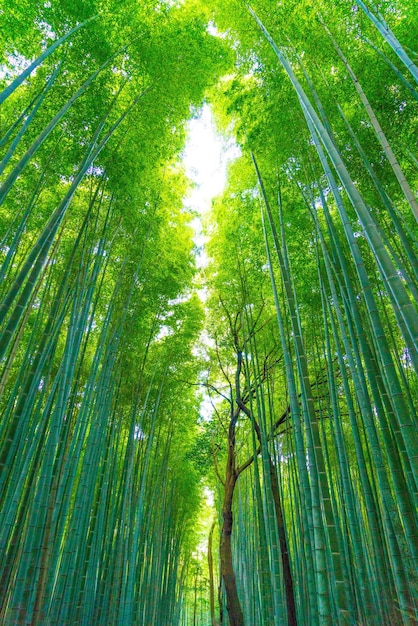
top-left (219, 459), bottom-right (244, 626)
top-left (218, 567), bottom-right (224, 625)
top-left (208, 520), bottom-right (217, 626)
top-left (269, 458), bottom-right (297, 626)
top-left (193, 569), bottom-right (198, 626)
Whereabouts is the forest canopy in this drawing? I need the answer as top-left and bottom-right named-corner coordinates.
top-left (0, 1), bottom-right (417, 625)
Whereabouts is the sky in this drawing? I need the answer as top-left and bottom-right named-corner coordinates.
top-left (182, 103), bottom-right (241, 269)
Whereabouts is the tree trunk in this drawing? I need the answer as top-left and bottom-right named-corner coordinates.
top-left (193, 569), bottom-right (198, 626)
top-left (220, 467), bottom-right (244, 626)
top-left (269, 458), bottom-right (298, 626)
top-left (208, 520), bottom-right (217, 626)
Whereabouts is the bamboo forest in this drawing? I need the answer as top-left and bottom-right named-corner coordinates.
top-left (1, 0), bottom-right (418, 624)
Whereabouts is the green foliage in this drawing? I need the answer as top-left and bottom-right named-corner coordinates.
top-left (0, 1), bottom-right (229, 624)
top-left (0, 1), bottom-right (417, 625)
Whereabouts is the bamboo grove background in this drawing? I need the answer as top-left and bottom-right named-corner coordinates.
top-left (0, 0), bottom-right (417, 625)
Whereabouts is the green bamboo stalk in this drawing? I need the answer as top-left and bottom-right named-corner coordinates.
top-left (0, 132), bottom-right (65, 288)
top-left (0, 86), bottom-right (150, 361)
top-left (0, 62), bottom-right (63, 177)
top-left (321, 19), bottom-right (418, 223)
top-left (0, 16), bottom-right (98, 105)
top-left (310, 197), bottom-right (416, 622)
top-left (241, 331), bottom-right (284, 625)
top-left (298, 103), bottom-right (418, 484)
top-left (353, 0), bottom-right (418, 84)
top-left (336, 103), bottom-right (418, 288)
top-left (0, 49), bottom-right (128, 208)
top-left (361, 35), bottom-right (418, 100)
top-left (256, 159), bottom-right (335, 624)
top-left (261, 200), bottom-right (318, 626)
top-left (247, 7), bottom-right (418, 365)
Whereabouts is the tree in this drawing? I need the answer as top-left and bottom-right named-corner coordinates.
top-left (1, 0), bottom-right (417, 624)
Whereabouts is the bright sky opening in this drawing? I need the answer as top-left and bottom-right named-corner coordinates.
top-left (182, 103), bottom-right (241, 270)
